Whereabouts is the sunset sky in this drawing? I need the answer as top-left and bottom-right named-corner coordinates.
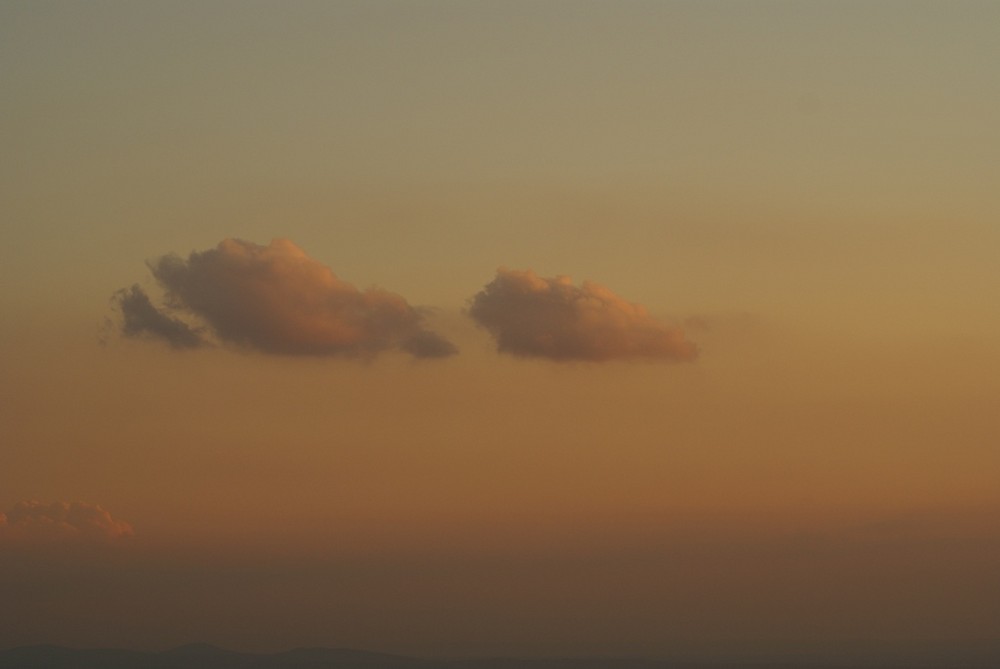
top-left (2, 0), bottom-right (999, 659)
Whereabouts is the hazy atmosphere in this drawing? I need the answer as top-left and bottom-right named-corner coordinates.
top-left (2, 0), bottom-right (999, 659)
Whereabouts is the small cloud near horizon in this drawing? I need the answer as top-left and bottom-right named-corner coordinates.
top-left (0, 500), bottom-right (134, 543)
top-left (112, 238), bottom-right (457, 359)
top-left (468, 268), bottom-right (698, 362)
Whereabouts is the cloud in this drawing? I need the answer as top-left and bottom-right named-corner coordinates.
top-left (0, 501), bottom-right (134, 543)
top-left (114, 238), bottom-right (457, 359)
top-left (113, 284), bottom-right (205, 349)
top-left (399, 329), bottom-right (460, 359)
top-left (468, 268), bottom-right (698, 362)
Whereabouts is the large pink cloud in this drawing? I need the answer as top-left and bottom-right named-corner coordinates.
top-left (468, 269), bottom-right (698, 362)
top-left (0, 501), bottom-right (133, 543)
top-left (113, 238), bottom-right (456, 359)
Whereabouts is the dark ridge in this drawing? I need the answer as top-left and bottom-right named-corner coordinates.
top-left (270, 647), bottom-right (432, 665)
top-left (157, 641), bottom-right (256, 669)
top-left (163, 642), bottom-right (231, 654)
top-left (0, 645), bottom-right (148, 669)
top-left (3, 643), bottom-right (1000, 669)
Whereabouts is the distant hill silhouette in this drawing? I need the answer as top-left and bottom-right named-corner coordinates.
top-left (0, 645), bottom-right (429, 669)
top-left (3, 642), bottom-right (1000, 669)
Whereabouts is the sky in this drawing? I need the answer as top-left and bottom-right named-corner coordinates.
top-left (2, 0), bottom-right (999, 659)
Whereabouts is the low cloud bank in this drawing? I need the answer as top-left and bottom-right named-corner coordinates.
top-left (468, 268), bottom-right (697, 362)
top-left (0, 501), bottom-right (133, 543)
top-left (113, 238), bottom-right (457, 359)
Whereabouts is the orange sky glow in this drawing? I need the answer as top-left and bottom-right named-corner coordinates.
top-left (1, 0), bottom-right (999, 659)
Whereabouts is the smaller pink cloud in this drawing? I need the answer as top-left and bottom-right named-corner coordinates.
top-left (468, 268), bottom-right (698, 362)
